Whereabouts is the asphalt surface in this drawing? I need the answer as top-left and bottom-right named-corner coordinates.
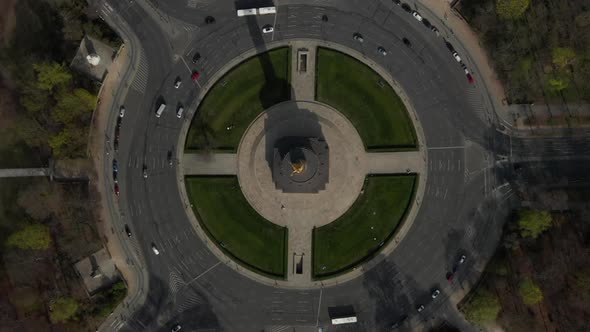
top-left (94, 0), bottom-right (587, 331)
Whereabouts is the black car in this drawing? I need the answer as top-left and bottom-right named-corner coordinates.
top-left (192, 52), bottom-right (201, 64)
top-left (402, 37), bottom-right (412, 48)
top-left (205, 16), bottom-right (215, 24)
top-left (422, 18), bottom-right (432, 28)
top-left (393, 0), bottom-right (401, 5)
top-left (391, 314), bottom-right (408, 328)
top-left (401, 3), bottom-right (412, 13)
top-left (124, 225), bottom-right (132, 237)
top-left (321, 14), bottom-right (328, 22)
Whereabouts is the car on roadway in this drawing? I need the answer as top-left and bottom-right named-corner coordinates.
top-left (459, 254), bottom-right (467, 264)
top-left (192, 52), bottom-right (201, 63)
top-left (174, 78), bottom-right (182, 89)
top-left (353, 33), bottom-right (364, 42)
top-left (464, 69), bottom-right (474, 84)
top-left (321, 14), bottom-right (328, 22)
top-left (452, 51), bottom-right (462, 63)
top-left (446, 272), bottom-right (454, 283)
top-left (430, 25), bottom-right (440, 37)
top-left (205, 16), bottom-right (215, 24)
top-left (402, 37), bottom-right (412, 48)
top-left (142, 165), bottom-right (148, 179)
top-left (262, 25), bottom-right (274, 33)
top-left (412, 11), bottom-right (423, 22)
top-left (112, 160), bottom-right (118, 173)
top-left (401, 3), bottom-right (412, 13)
top-left (377, 46), bottom-right (387, 56)
top-left (416, 304), bottom-right (425, 313)
top-left (390, 314), bottom-right (408, 328)
top-left (432, 289), bottom-right (441, 299)
top-left (167, 151), bottom-right (173, 166)
top-left (124, 225), bottom-right (132, 237)
top-left (191, 71), bottom-right (200, 81)
top-left (152, 243), bottom-right (160, 255)
top-left (171, 324), bottom-right (182, 332)
top-left (177, 106), bottom-right (184, 118)
top-left (114, 183), bottom-right (120, 196)
top-left (114, 139), bottom-right (119, 151)
top-left (119, 106), bottom-right (125, 118)
top-left (392, 0), bottom-right (401, 5)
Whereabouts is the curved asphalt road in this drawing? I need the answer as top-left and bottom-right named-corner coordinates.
top-left (97, 0), bottom-right (529, 331)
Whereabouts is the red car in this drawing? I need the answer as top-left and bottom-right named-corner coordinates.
top-left (191, 71), bottom-right (200, 81)
top-left (114, 183), bottom-right (120, 196)
top-left (446, 272), bottom-right (454, 283)
top-left (466, 73), bottom-right (474, 84)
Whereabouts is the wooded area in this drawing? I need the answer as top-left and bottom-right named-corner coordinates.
top-left (459, 0), bottom-right (590, 104)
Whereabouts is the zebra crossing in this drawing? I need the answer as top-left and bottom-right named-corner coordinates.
top-left (264, 326), bottom-right (293, 332)
top-left (180, 23), bottom-right (200, 32)
top-left (186, 0), bottom-right (198, 8)
top-left (463, 85), bottom-right (488, 122)
top-left (130, 49), bottom-right (149, 94)
top-left (99, 1), bottom-right (114, 18)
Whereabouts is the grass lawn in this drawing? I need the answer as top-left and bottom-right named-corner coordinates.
top-left (185, 176), bottom-right (287, 278)
top-left (316, 47), bottom-right (417, 150)
top-left (312, 175), bottom-right (417, 278)
top-left (185, 47), bottom-right (291, 152)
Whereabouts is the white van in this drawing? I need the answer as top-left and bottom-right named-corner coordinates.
top-left (156, 103), bottom-right (166, 118)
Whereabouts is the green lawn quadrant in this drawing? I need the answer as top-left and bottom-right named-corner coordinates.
top-left (185, 47), bottom-right (291, 152)
top-left (312, 175), bottom-right (417, 278)
top-left (315, 47), bottom-right (417, 151)
top-left (185, 176), bottom-right (287, 278)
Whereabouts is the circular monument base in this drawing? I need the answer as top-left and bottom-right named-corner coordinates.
top-left (237, 101), bottom-right (366, 228)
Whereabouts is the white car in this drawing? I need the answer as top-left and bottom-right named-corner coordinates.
top-left (262, 25), bottom-right (274, 33)
top-left (459, 255), bottom-right (466, 264)
top-left (171, 325), bottom-right (182, 332)
top-left (377, 46), bottom-right (387, 56)
top-left (431, 289), bottom-right (440, 299)
top-left (176, 107), bottom-right (184, 118)
top-left (353, 33), bottom-right (364, 43)
top-left (452, 51), bottom-right (462, 63)
top-left (412, 11), bottom-right (423, 22)
top-left (152, 244), bottom-right (160, 255)
top-left (174, 78), bottom-right (182, 89)
top-left (119, 107), bottom-right (126, 118)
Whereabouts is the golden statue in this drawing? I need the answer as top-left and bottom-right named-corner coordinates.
top-left (290, 159), bottom-right (306, 175)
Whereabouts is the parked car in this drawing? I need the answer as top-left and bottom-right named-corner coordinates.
top-left (416, 304), bottom-right (425, 313)
top-left (430, 25), bottom-right (440, 37)
top-left (262, 25), bottom-right (274, 33)
top-left (177, 106), bottom-right (184, 119)
top-left (113, 159), bottom-right (119, 173)
top-left (321, 14), bottom-right (328, 22)
top-left (464, 70), bottom-right (474, 84)
top-left (422, 18), bottom-right (432, 28)
top-left (401, 3), bottom-right (412, 13)
top-left (446, 272), bottom-right (454, 283)
top-left (142, 165), bottom-right (148, 179)
top-left (353, 33), bottom-right (364, 42)
top-left (431, 289), bottom-right (441, 299)
top-left (205, 16), bottom-right (215, 24)
top-left (459, 254), bottom-right (467, 264)
top-left (114, 183), bottom-right (120, 196)
top-left (452, 51), bottom-right (462, 63)
top-left (392, 0), bottom-right (401, 5)
top-left (192, 52), bottom-right (201, 63)
top-left (171, 324), bottom-right (182, 332)
top-left (174, 78), bottom-right (182, 89)
top-left (119, 106), bottom-right (126, 118)
top-left (167, 151), bottom-right (173, 166)
top-left (191, 71), bottom-right (200, 81)
top-left (377, 46), bottom-right (387, 56)
top-left (412, 11), bottom-right (423, 22)
top-left (152, 244), bottom-right (160, 255)
top-left (124, 225), bottom-right (132, 237)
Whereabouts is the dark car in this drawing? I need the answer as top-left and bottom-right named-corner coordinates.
top-left (112, 160), bottom-right (118, 173)
top-left (167, 151), bottom-right (173, 166)
top-left (124, 225), bottom-right (132, 237)
top-left (116, 116), bottom-right (122, 129)
top-left (192, 52), bottom-right (201, 64)
top-left (422, 18), bottom-right (432, 28)
top-left (321, 14), bottom-right (328, 22)
top-left (114, 139), bottom-right (119, 151)
top-left (401, 3), bottom-right (412, 13)
top-left (416, 304), bottom-right (425, 313)
top-left (205, 16), bottom-right (215, 24)
top-left (114, 183), bottom-right (120, 196)
top-left (391, 314), bottom-right (408, 328)
top-left (393, 0), bottom-right (401, 5)
top-left (402, 37), bottom-right (412, 48)
top-left (430, 25), bottom-right (440, 36)
top-left (115, 126), bottom-right (120, 140)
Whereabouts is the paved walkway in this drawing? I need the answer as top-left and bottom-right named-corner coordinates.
top-left (183, 153), bottom-right (237, 175)
top-left (365, 151), bottom-right (422, 174)
top-left (290, 41), bottom-right (316, 100)
top-left (0, 168), bottom-right (49, 177)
